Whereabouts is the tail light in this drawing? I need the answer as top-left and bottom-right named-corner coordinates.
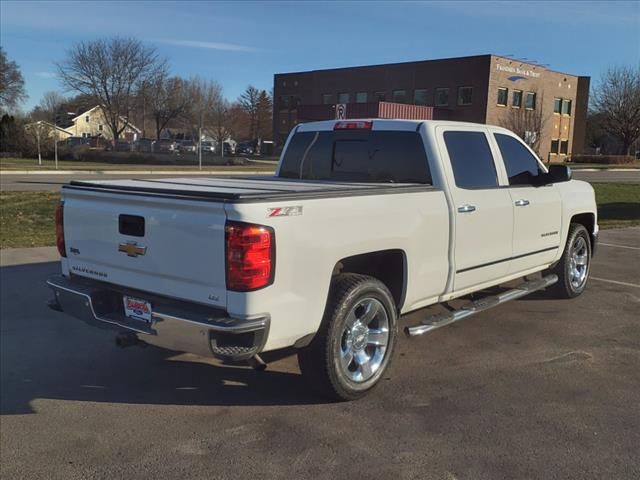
top-left (225, 221), bottom-right (275, 291)
top-left (55, 202), bottom-right (66, 257)
top-left (334, 120), bottom-right (373, 130)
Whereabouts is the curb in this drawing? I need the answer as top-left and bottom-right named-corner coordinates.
top-left (1, 169), bottom-right (270, 175)
top-left (571, 168), bottom-right (640, 172)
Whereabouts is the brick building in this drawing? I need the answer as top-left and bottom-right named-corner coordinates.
top-left (273, 54), bottom-right (589, 162)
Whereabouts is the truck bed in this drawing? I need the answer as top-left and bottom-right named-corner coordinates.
top-left (66, 176), bottom-right (434, 202)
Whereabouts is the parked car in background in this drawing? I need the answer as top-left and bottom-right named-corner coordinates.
top-left (114, 140), bottom-right (132, 152)
top-left (223, 142), bottom-right (233, 155)
top-left (178, 140), bottom-right (196, 153)
top-left (64, 137), bottom-right (85, 148)
top-left (156, 139), bottom-right (178, 153)
top-left (135, 138), bottom-right (156, 153)
top-left (235, 143), bottom-right (254, 155)
top-left (200, 141), bottom-right (215, 153)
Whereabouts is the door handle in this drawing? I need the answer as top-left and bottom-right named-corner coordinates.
top-left (457, 204), bottom-right (476, 213)
top-left (515, 199), bottom-right (530, 207)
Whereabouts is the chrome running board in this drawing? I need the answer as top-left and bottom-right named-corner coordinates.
top-left (405, 274), bottom-right (558, 337)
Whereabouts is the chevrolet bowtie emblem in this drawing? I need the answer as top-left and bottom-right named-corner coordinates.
top-left (118, 242), bottom-right (147, 257)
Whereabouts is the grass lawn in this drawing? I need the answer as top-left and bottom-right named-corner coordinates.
top-left (1, 183), bottom-right (638, 249)
top-left (0, 157), bottom-right (276, 172)
top-left (1, 191), bottom-right (60, 249)
top-left (592, 183), bottom-right (640, 229)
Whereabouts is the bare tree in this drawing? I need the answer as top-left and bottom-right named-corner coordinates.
top-left (256, 89), bottom-right (272, 140)
top-left (499, 92), bottom-right (547, 156)
top-left (57, 38), bottom-right (165, 143)
top-left (238, 85), bottom-right (260, 139)
top-left (39, 91), bottom-right (67, 121)
top-left (0, 47), bottom-right (27, 112)
top-left (147, 73), bottom-right (190, 139)
top-left (592, 65), bottom-right (640, 155)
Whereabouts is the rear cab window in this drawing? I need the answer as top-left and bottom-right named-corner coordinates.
top-left (279, 129), bottom-right (431, 184)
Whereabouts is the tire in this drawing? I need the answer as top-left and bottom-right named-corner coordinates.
top-left (546, 223), bottom-right (592, 299)
top-left (297, 274), bottom-right (398, 401)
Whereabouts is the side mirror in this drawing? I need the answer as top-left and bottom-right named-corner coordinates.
top-left (546, 164), bottom-right (572, 183)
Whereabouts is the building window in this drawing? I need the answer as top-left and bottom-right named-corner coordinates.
top-left (338, 92), bottom-right (350, 104)
top-left (550, 139), bottom-right (559, 154)
top-left (525, 92), bottom-right (536, 110)
top-left (414, 89), bottom-right (428, 105)
top-left (279, 96), bottom-right (290, 109)
top-left (393, 90), bottom-right (407, 103)
top-left (562, 99), bottom-right (572, 116)
top-left (497, 88), bottom-right (508, 106)
top-left (435, 88), bottom-right (449, 107)
top-left (322, 93), bottom-right (334, 105)
top-left (291, 96), bottom-right (301, 108)
top-left (512, 90), bottom-right (523, 108)
top-left (374, 91), bottom-right (386, 102)
top-left (98, 125), bottom-right (103, 131)
top-left (553, 97), bottom-right (562, 114)
top-left (355, 92), bottom-right (368, 103)
top-left (560, 140), bottom-right (569, 155)
top-left (457, 86), bottom-right (473, 106)
top-left (85, 116), bottom-right (89, 123)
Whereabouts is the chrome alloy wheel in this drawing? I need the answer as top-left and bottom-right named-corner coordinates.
top-left (339, 297), bottom-right (390, 383)
top-left (569, 236), bottom-right (589, 290)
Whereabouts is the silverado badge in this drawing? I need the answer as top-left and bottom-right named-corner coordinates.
top-left (118, 242), bottom-right (147, 257)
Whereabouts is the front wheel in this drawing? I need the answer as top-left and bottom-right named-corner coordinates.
top-left (547, 223), bottom-right (592, 298)
top-left (297, 274), bottom-right (398, 401)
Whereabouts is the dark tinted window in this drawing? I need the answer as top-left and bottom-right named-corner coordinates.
top-left (495, 133), bottom-right (543, 185)
top-left (279, 130), bottom-right (431, 184)
top-left (444, 131), bottom-right (498, 188)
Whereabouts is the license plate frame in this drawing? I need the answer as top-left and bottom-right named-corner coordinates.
top-left (123, 296), bottom-right (153, 323)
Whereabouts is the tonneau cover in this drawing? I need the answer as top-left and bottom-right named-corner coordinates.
top-left (66, 176), bottom-right (432, 202)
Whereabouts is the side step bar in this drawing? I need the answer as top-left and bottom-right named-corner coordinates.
top-left (405, 274), bottom-right (558, 337)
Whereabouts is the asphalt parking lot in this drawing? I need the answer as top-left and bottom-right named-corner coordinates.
top-left (1, 227), bottom-right (639, 480)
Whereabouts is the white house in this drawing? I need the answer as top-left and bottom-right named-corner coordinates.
top-left (65, 106), bottom-right (141, 141)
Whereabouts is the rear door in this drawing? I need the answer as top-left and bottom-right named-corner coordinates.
top-left (437, 127), bottom-right (514, 292)
top-left (491, 132), bottom-right (562, 273)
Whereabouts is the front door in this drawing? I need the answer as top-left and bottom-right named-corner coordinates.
top-left (439, 128), bottom-right (514, 292)
top-left (491, 133), bottom-right (563, 274)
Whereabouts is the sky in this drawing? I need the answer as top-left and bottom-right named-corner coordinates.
top-left (1, 0), bottom-right (639, 110)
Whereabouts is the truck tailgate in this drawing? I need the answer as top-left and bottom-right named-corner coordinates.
top-left (62, 187), bottom-right (228, 309)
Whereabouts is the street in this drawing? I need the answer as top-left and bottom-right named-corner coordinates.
top-left (1, 169), bottom-right (639, 191)
top-left (1, 228), bottom-right (639, 480)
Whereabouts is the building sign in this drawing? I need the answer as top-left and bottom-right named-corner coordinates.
top-left (335, 103), bottom-right (347, 119)
top-left (496, 63), bottom-right (541, 79)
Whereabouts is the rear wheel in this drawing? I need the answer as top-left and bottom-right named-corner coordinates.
top-left (547, 223), bottom-right (592, 298)
top-left (297, 274), bottom-right (398, 401)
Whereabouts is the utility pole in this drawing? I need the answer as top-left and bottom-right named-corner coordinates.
top-left (53, 113), bottom-right (58, 170)
top-left (198, 109), bottom-right (203, 170)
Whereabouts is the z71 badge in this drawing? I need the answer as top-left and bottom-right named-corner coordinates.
top-left (267, 206), bottom-right (303, 217)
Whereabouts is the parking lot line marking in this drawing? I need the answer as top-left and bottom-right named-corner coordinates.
top-left (591, 276), bottom-right (640, 289)
top-left (599, 242), bottom-right (640, 251)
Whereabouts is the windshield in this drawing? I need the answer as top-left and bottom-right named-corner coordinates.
top-left (279, 130), bottom-right (431, 183)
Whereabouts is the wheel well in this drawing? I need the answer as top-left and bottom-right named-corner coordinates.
top-left (571, 212), bottom-right (596, 252)
top-left (333, 250), bottom-right (406, 310)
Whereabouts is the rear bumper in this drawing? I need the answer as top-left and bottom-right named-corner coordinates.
top-left (46, 274), bottom-right (269, 362)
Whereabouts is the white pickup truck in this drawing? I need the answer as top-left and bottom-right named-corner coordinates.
top-left (48, 119), bottom-right (598, 400)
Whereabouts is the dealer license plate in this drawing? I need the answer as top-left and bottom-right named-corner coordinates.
top-left (123, 296), bottom-right (152, 323)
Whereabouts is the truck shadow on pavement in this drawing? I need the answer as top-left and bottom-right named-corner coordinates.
top-left (0, 261), bottom-right (326, 415)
